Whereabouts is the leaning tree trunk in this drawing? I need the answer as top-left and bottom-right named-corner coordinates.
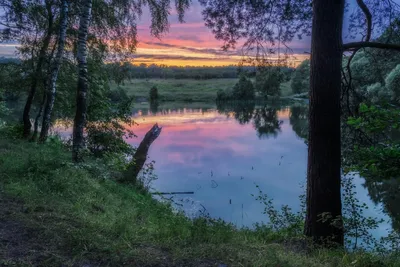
top-left (122, 124), bottom-right (162, 185)
top-left (304, 0), bottom-right (345, 246)
top-left (22, 25), bottom-right (53, 138)
top-left (72, 0), bottom-right (92, 162)
top-left (39, 0), bottom-right (69, 142)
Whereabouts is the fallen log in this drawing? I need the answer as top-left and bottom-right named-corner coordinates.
top-left (151, 192), bottom-right (194, 195)
top-left (121, 123), bottom-right (162, 185)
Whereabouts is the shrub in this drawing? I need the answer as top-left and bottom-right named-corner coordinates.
top-left (385, 64), bottom-right (400, 103)
top-left (255, 69), bottom-right (283, 98)
top-left (232, 76), bottom-right (255, 100)
top-left (216, 89), bottom-right (230, 102)
top-left (291, 59), bottom-right (310, 94)
top-left (107, 87), bottom-right (129, 103)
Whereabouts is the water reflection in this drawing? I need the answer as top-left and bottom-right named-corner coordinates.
top-left (216, 102), bottom-right (283, 139)
top-left (123, 103), bottom-right (397, 238)
top-left (253, 107), bottom-right (282, 139)
top-left (365, 178), bottom-right (400, 232)
top-left (289, 105), bottom-right (308, 141)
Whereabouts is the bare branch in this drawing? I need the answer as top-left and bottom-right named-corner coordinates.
top-left (356, 0), bottom-right (372, 42)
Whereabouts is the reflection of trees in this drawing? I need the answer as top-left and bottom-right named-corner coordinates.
top-left (364, 177), bottom-right (400, 233)
top-left (216, 102), bottom-right (283, 139)
top-left (252, 107), bottom-right (282, 139)
top-left (289, 105), bottom-right (308, 141)
top-left (216, 101), bottom-right (255, 125)
top-left (150, 101), bottom-right (159, 114)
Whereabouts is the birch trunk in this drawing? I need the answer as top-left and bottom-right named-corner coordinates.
top-left (39, 0), bottom-right (69, 142)
top-left (72, 0), bottom-right (93, 162)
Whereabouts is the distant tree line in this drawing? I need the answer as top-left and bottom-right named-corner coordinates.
top-left (106, 62), bottom-right (295, 84)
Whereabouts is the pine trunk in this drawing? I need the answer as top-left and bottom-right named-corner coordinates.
top-left (72, 0), bottom-right (92, 162)
top-left (304, 0), bottom-right (345, 246)
top-left (39, 0), bottom-right (69, 142)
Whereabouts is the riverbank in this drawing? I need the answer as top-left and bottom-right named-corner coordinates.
top-left (113, 79), bottom-right (294, 103)
top-left (0, 126), bottom-right (398, 266)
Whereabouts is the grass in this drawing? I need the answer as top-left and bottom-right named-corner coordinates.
top-left (0, 126), bottom-right (399, 266)
top-left (113, 78), bottom-right (296, 103)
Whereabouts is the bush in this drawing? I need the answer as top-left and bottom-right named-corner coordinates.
top-left (366, 83), bottom-right (391, 104)
top-left (255, 69), bottom-right (283, 98)
top-left (385, 64), bottom-right (400, 103)
top-left (85, 121), bottom-right (135, 158)
top-left (291, 60), bottom-right (310, 94)
top-left (107, 87), bottom-right (129, 103)
top-left (216, 89), bottom-right (230, 102)
top-left (149, 86), bottom-right (159, 102)
top-left (232, 76), bottom-right (255, 100)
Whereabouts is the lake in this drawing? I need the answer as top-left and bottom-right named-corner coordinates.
top-left (112, 102), bottom-right (396, 240)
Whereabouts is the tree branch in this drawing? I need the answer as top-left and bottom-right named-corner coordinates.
top-left (343, 42), bottom-right (400, 51)
top-left (356, 0), bottom-right (372, 42)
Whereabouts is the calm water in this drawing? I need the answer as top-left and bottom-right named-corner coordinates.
top-left (121, 103), bottom-right (394, 238)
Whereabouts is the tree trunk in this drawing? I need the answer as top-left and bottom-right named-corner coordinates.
top-left (304, 0), bottom-right (345, 246)
top-left (22, 20), bottom-right (53, 138)
top-left (72, 0), bottom-right (93, 162)
top-left (30, 89), bottom-right (47, 142)
top-left (122, 124), bottom-right (162, 184)
top-left (39, 0), bottom-right (69, 142)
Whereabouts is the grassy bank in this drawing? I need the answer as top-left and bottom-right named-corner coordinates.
top-left (0, 127), bottom-right (398, 266)
top-left (113, 79), bottom-right (294, 103)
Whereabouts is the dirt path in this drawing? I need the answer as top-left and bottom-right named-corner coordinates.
top-left (0, 194), bottom-right (224, 267)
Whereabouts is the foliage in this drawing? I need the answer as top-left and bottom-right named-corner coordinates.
top-left (347, 103), bottom-right (400, 180)
top-left (215, 76), bottom-right (255, 101)
top-left (255, 69), bottom-right (283, 98)
top-left (385, 64), bottom-right (400, 103)
top-left (232, 76), bottom-right (255, 100)
top-left (291, 60), bottom-right (310, 94)
top-left (341, 175), bottom-right (384, 250)
top-left (252, 185), bottom-right (305, 239)
top-left (106, 62), bottom-right (131, 86)
top-left (0, 88), bottom-right (9, 126)
top-left (199, 0), bottom-right (312, 51)
top-left (85, 121), bottom-right (135, 158)
top-left (107, 87), bottom-right (129, 103)
top-left (149, 85), bottom-right (159, 102)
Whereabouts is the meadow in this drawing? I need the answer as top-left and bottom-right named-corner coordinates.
top-left (113, 78), bottom-right (294, 103)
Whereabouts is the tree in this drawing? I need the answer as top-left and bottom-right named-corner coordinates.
top-left (200, 0), bottom-right (400, 246)
top-left (0, 0), bottom-right (56, 138)
top-left (255, 68), bottom-right (283, 98)
top-left (385, 64), bottom-right (400, 103)
top-left (39, 0), bottom-right (69, 142)
top-left (149, 86), bottom-right (159, 103)
top-left (291, 59), bottom-right (310, 94)
top-left (72, 0), bottom-right (92, 162)
top-left (232, 76), bottom-right (255, 100)
top-left (71, 0), bottom-right (191, 161)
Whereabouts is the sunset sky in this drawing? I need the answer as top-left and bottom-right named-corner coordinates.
top-left (0, 1), bottom-right (313, 66)
top-left (133, 1), bottom-right (311, 66)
